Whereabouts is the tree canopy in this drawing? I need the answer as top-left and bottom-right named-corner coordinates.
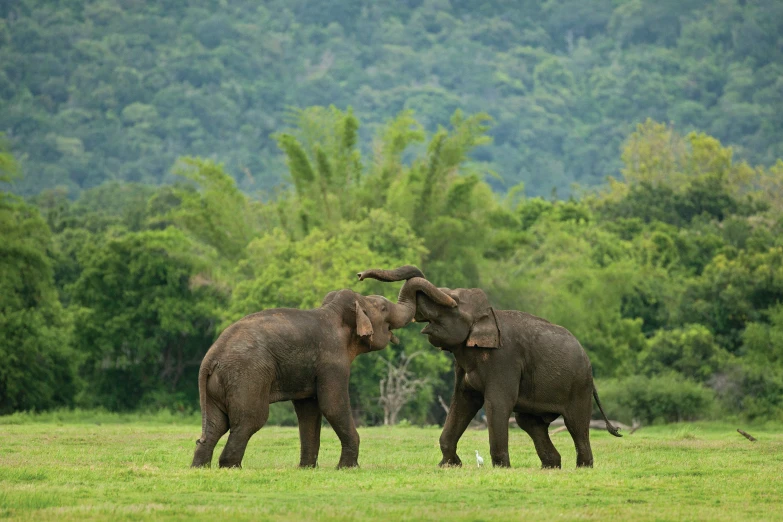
top-left (3, 109), bottom-right (783, 424)
top-left (1, 0), bottom-right (782, 197)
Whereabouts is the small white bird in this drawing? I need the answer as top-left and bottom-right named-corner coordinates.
top-left (475, 450), bottom-right (484, 468)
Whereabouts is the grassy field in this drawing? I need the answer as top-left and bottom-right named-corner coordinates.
top-left (0, 413), bottom-right (781, 521)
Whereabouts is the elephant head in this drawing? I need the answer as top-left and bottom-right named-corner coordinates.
top-left (356, 265), bottom-right (457, 330)
top-left (416, 287), bottom-right (500, 349)
top-left (321, 270), bottom-right (455, 353)
top-left (358, 266), bottom-right (500, 350)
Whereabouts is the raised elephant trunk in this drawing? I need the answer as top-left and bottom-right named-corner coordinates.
top-left (357, 265), bottom-right (425, 282)
top-left (357, 266), bottom-right (456, 329)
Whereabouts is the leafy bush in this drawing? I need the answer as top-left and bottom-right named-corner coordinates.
top-left (596, 374), bottom-right (716, 424)
top-left (637, 324), bottom-right (728, 381)
top-left (710, 364), bottom-right (783, 422)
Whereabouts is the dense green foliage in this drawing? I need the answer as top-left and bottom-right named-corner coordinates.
top-left (2, 1), bottom-right (782, 197)
top-left (1, 419), bottom-right (782, 520)
top-left (3, 108), bottom-right (783, 425)
top-left (0, 136), bottom-right (76, 414)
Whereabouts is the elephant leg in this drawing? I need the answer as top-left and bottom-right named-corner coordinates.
top-left (563, 405), bottom-right (593, 468)
top-left (218, 387), bottom-right (270, 469)
top-left (485, 394), bottom-right (515, 467)
top-left (293, 397), bottom-right (322, 468)
top-left (439, 386), bottom-right (483, 467)
top-left (514, 413), bottom-right (561, 469)
top-left (317, 373), bottom-right (360, 469)
top-left (191, 400), bottom-right (229, 468)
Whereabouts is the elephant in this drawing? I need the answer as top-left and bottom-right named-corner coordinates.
top-left (190, 275), bottom-right (455, 469)
top-left (357, 266), bottom-right (620, 469)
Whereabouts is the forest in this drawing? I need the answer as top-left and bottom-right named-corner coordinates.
top-left (3, 106), bottom-right (783, 425)
top-left (1, 0), bottom-right (782, 198)
top-left (2, 0), bottom-right (783, 426)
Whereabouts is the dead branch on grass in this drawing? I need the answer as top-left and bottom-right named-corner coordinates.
top-left (544, 417), bottom-right (641, 435)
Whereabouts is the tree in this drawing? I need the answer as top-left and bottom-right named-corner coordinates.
top-left (274, 106), bottom-right (363, 235)
top-left (161, 158), bottom-right (266, 264)
top-left (69, 228), bottom-right (224, 410)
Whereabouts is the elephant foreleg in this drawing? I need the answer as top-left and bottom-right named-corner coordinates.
top-left (293, 397), bottom-right (322, 468)
top-left (439, 384), bottom-right (483, 467)
top-left (485, 393), bottom-right (515, 467)
top-left (317, 371), bottom-right (360, 469)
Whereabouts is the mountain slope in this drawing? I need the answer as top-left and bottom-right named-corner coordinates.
top-left (1, 0), bottom-right (781, 196)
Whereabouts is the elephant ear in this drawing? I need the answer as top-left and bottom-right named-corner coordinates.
top-left (466, 307), bottom-right (501, 349)
top-left (355, 301), bottom-right (374, 338)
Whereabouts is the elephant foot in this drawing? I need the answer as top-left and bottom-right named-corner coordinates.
top-left (298, 462), bottom-right (318, 469)
top-left (333, 442), bottom-right (359, 469)
top-left (438, 455), bottom-right (462, 467)
top-left (336, 450), bottom-right (359, 469)
top-left (491, 453), bottom-right (511, 468)
top-left (541, 461), bottom-right (562, 469)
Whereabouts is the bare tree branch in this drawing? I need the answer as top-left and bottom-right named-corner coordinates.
top-left (378, 352), bottom-right (428, 425)
top-left (437, 395), bottom-right (450, 415)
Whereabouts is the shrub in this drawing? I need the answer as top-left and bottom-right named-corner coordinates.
top-left (637, 324), bottom-right (728, 381)
top-left (710, 364), bottom-right (783, 421)
top-left (596, 373), bottom-right (715, 424)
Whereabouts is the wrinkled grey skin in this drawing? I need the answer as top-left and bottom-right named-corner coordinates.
top-left (358, 267), bottom-right (620, 469)
top-left (191, 276), bottom-right (453, 469)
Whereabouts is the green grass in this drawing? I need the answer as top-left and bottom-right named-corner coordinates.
top-left (1, 415), bottom-right (782, 521)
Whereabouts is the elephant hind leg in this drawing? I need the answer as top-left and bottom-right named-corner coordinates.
top-left (515, 413), bottom-right (561, 469)
top-left (218, 387), bottom-right (271, 469)
top-left (191, 400), bottom-right (229, 468)
top-left (563, 406), bottom-right (593, 468)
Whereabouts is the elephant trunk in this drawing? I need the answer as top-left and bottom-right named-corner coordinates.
top-left (358, 266), bottom-right (456, 329)
top-left (388, 277), bottom-right (456, 328)
top-left (357, 265), bottom-right (425, 282)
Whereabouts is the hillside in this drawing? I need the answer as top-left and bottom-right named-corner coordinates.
top-left (1, 0), bottom-right (782, 197)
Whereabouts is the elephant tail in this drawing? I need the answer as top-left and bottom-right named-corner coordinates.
top-left (196, 358), bottom-right (214, 445)
top-left (593, 384), bottom-right (622, 437)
